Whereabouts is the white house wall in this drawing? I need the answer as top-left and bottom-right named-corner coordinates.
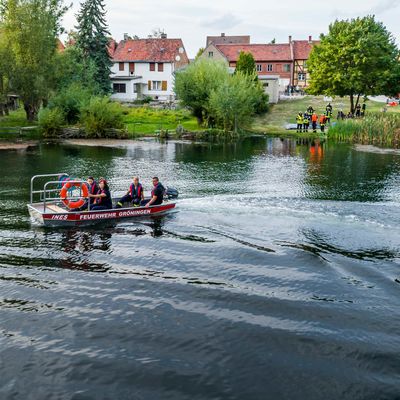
top-left (111, 62), bottom-right (176, 102)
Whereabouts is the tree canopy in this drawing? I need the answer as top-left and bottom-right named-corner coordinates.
top-left (308, 16), bottom-right (400, 112)
top-left (0, 0), bottom-right (68, 121)
top-left (174, 59), bottom-right (268, 132)
top-left (75, 0), bottom-right (112, 94)
top-left (235, 51), bottom-right (257, 77)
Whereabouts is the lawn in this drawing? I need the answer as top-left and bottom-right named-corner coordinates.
top-left (0, 108), bottom-right (40, 140)
top-left (122, 107), bottom-right (200, 136)
top-left (252, 95), bottom-right (400, 134)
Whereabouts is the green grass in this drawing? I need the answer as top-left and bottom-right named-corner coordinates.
top-left (122, 107), bottom-right (200, 136)
top-left (0, 109), bottom-right (40, 140)
top-left (0, 109), bottom-right (38, 128)
top-left (252, 95), bottom-right (400, 135)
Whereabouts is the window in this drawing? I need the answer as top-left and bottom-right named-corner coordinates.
top-left (152, 81), bottom-right (162, 91)
top-left (158, 63), bottom-right (164, 72)
top-left (208, 51), bottom-right (214, 58)
top-left (129, 62), bottom-right (135, 74)
top-left (119, 62), bottom-right (125, 72)
top-left (162, 80), bottom-right (167, 91)
top-left (303, 61), bottom-right (308, 68)
top-left (267, 64), bottom-right (273, 72)
top-left (298, 72), bottom-right (306, 81)
top-left (256, 64), bottom-right (262, 72)
top-left (149, 62), bottom-right (156, 71)
top-left (113, 83), bottom-right (126, 93)
top-left (283, 64), bottom-right (291, 73)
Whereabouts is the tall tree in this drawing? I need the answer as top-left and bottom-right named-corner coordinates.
top-left (235, 51), bottom-right (257, 79)
top-left (0, 0), bottom-right (68, 121)
top-left (308, 16), bottom-right (400, 113)
top-left (75, 0), bottom-right (112, 94)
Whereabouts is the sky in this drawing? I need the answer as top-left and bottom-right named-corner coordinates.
top-left (62, 0), bottom-right (400, 58)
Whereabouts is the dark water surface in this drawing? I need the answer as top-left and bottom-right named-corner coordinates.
top-left (0, 137), bottom-right (400, 400)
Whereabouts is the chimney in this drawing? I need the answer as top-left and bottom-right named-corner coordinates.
top-left (221, 33), bottom-right (225, 37)
top-left (308, 35), bottom-right (312, 43)
top-left (288, 35), bottom-right (292, 43)
top-left (124, 33), bottom-right (129, 41)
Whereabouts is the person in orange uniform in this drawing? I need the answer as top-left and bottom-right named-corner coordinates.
top-left (311, 112), bottom-right (318, 133)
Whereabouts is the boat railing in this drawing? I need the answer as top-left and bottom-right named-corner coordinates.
top-left (30, 174), bottom-right (90, 213)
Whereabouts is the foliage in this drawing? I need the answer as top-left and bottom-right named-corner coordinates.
top-left (195, 47), bottom-right (205, 60)
top-left (123, 106), bottom-right (198, 135)
top-left (308, 16), bottom-right (400, 113)
top-left (38, 106), bottom-right (65, 137)
top-left (209, 73), bottom-right (264, 132)
top-left (236, 51), bottom-right (257, 78)
top-left (174, 59), bottom-right (229, 124)
top-left (80, 96), bottom-right (124, 137)
top-left (0, 0), bottom-right (68, 121)
top-left (54, 46), bottom-right (100, 94)
top-left (75, 0), bottom-right (112, 94)
top-left (49, 83), bottom-right (92, 124)
top-left (328, 113), bottom-right (400, 146)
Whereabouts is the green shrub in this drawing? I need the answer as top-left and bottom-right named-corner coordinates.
top-left (49, 84), bottom-right (91, 124)
top-left (38, 107), bottom-right (65, 137)
top-left (80, 97), bottom-right (125, 137)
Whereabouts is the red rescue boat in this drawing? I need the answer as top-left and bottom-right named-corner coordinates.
top-left (27, 174), bottom-right (177, 227)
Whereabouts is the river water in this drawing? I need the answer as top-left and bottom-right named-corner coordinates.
top-left (0, 137), bottom-right (400, 400)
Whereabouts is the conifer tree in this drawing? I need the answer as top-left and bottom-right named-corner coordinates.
top-left (75, 0), bottom-right (112, 94)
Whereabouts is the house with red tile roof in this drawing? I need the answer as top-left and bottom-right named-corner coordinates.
top-left (291, 36), bottom-right (320, 88)
top-left (110, 36), bottom-right (189, 102)
top-left (201, 35), bottom-right (319, 102)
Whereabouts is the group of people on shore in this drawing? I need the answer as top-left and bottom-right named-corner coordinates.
top-left (76, 176), bottom-right (165, 211)
top-left (296, 103), bottom-right (333, 133)
top-left (295, 102), bottom-right (368, 133)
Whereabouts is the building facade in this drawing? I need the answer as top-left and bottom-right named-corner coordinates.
top-left (201, 35), bottom-right (319, 102)
top-left (110, 37), bottom-right (189, 102)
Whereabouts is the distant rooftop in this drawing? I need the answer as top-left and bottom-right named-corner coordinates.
top-left (206, 33), bottom-right (251, 47)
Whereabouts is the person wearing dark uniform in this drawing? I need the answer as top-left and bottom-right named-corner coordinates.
top-left (89, 179), bottom-right (113, 211)
top-left (361, 103), bottom-right (366, 117)
top-left (142, 177), bottom-right (164, 207)
top-left (320, 114), bottom-right (327, 133)
top-left (116, 176), bottom-right (144, 208)
top-left (303, 112), bottom-right (310, 132)
top-left (76, 176), bottom-right (99, 211)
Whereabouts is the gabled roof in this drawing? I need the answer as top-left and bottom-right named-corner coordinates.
top-left (292, 40), bottom-right (320, 60)
top-left (216, 44), bottom-right (292, 62)
top-left (113, 38), bottom-right (189, 65)
top-left (206, 35), bottom-right (250, 47)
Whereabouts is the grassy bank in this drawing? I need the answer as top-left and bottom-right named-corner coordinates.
top-left (0, 109), bottom-right (40, 140)
top-left (122, 107), bottom-right (200, 137)
top-left (329, 113), bottom-right (400, 146)
top-left (252, 95), bottom-right (400, 137)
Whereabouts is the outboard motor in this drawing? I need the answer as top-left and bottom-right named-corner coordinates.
top-left (165, 187), bottom-right (179, 199)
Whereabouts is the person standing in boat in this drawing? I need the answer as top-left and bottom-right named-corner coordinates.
top-left (142, 177), bottom-right (164, 207)
top-left (115, 176), bottom-right (144, 208)
top-left (89, 179), bottom-right (113, 211)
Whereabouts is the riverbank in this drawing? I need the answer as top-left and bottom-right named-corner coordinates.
top-left (2, 96), bottom-right (400, 144)
top-left (252, 95), bottom-right (400, 138)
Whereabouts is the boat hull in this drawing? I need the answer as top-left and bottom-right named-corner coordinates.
top-left (28, 202), bottom-right (176, 227)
